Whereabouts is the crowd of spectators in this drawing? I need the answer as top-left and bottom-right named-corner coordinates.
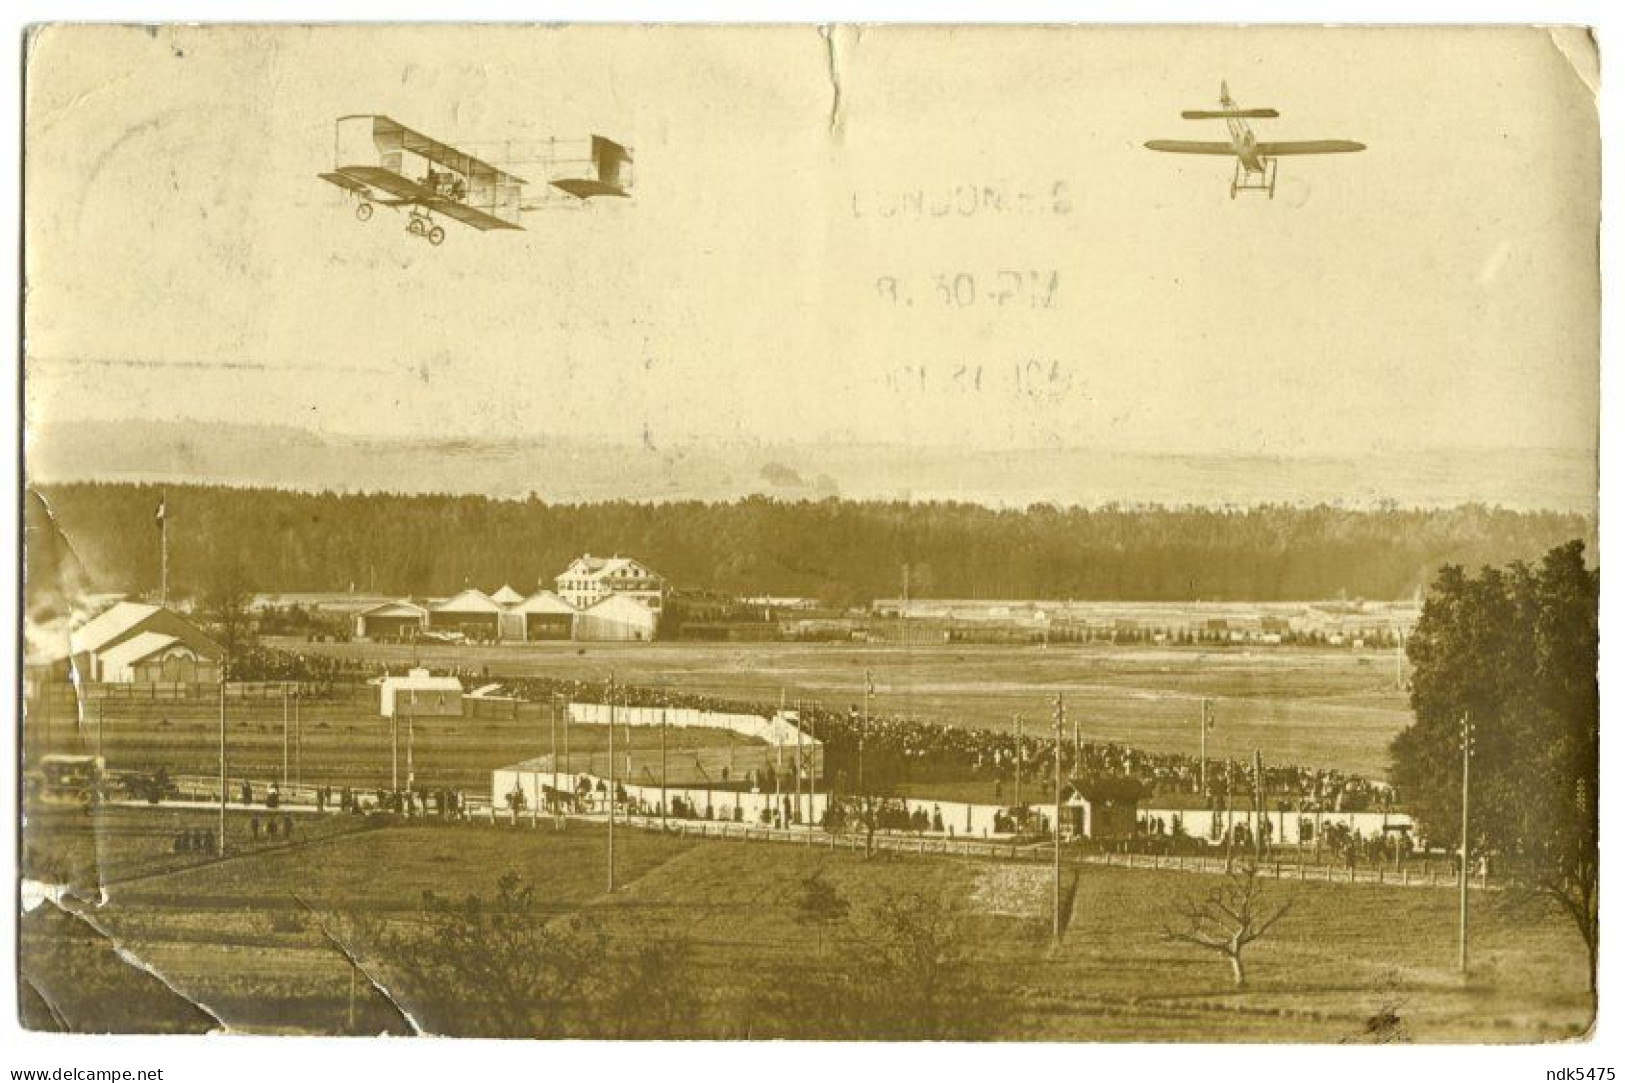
top-left (245, 647), bottom-right (1394, 812)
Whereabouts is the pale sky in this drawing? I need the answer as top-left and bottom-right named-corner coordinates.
top-left (24, 25), bottom-right (1599, 458)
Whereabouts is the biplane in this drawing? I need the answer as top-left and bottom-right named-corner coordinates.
top-left (1145, 83), bottom-right (1364, 198)
top-left (319, 115), bottom-right (632, 245)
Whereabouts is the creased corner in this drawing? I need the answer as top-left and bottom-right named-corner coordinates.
top-left (40, 896), bottom-right (228, 1033)
top-left (1545, 27), bottom-right (1599, 104)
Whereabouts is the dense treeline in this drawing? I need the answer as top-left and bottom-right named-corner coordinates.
top-left (33, 482), bottom-right (1593, 604)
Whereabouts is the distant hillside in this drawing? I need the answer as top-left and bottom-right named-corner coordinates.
top-left (29, 482), bottom-right (1595, 606)
top-left (24, 418), bottom-right (1598, 513)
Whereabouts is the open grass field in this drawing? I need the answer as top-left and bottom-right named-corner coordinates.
top-left (282, 637), bottom-right (1412, 779)
top-left (20, 807), bottom-right (1593, 1040)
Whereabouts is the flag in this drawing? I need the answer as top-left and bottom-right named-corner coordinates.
top-left (865, 670), bottom-right (875, 696)
top-left (154, 494), bottom-right (166, 525)
top-left (1203, 700), bottom-right (1216, 730)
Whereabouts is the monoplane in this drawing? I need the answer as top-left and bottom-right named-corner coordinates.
top-left (1145, 83), bottom-right (1364, 198)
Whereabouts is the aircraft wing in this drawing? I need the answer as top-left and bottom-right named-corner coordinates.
top-left (1255, 140), bottom-right (1366, 156)
top-left (1144, 140), bottom-right (1235, 155)
top-left (332, 166), bottom-right (523, 231)
top-left (433, 198), bottom-right (525, 232)
top-left (1181, 109), bottom-right (1279, 119)
top-left (319, 171), bottom-right (372, 194)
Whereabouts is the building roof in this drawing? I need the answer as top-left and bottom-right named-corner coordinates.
top-left (558, 554), bottom-right (662, 582)
top-left (432, 589), bottom-right (504, 614)
top-left (490, 584), bottom-right (525, 606)
top-left (71, 602), bottom-right (162, 656)
top-left (357, 599), bottom-right (429, 619)
top-left (581, 593), bottom-right (658, 619)
top-left (95, 631), bottom-right (185, 672)
top-left (516, 590), bottom-right (578, 614)
top-left (380, 672), bottom-right (464, 693)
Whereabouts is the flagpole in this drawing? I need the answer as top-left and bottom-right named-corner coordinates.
top-left (1053, 694), bottom-right (1064, 940)
top-left (157, 491), bottom-right (168, 607)
top-left (607, 673), bottom-right (616, 893)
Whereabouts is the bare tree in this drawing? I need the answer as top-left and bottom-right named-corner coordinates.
top-left (201, 558), bottom-right (255, 667)
top-left (1163, 861), bottom-right (1291, 988)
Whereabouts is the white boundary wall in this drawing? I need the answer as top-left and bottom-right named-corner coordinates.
top-left (566, 702), bottom-right (821, 752)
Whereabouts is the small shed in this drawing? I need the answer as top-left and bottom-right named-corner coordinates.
top-left (379, 669), bottom-right (464, 718)
top-left (1065, 777), bottom-right (1145, 840)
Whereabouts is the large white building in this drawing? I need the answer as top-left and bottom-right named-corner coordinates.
top-left (555, 554), bottom-right (665, 614)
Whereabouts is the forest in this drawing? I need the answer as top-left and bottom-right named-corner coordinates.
top-left (31, 482), bottom-right (1594, 604)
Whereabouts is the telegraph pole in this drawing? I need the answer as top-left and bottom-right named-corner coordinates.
top-left (1053, 694), bottom-right (1064, 940)
top-left (1459, 712), bottom-right (1473, 973)
top-left (1253, 749), bottom-right (1265, 861)
top-left (859, 669), bottom-right (871, 794)
top-left (293, 690), bottom-right (302, 791)
top-left (217, 673), bottom-right (227, 856)
top-left (607, 673), bottom-right (616, 893)
top-left (796, 698), bottom-right (807, 826)
top-left (1199, 698), bottom-right (1211, 797)
top-left (1014, 713), bottom-right (1023, 810)
top-left (282, 688), bottom-right (291, 792)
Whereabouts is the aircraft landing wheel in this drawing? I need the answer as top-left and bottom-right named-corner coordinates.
top-left (427, 225), bottom-right (445, 246)
top-left (407, 218), bottom-right (426, 236)
top-left (355, 202), bottom-right (374, 222)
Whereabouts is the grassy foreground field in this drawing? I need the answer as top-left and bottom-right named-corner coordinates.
top-left (20, 807), bottom-right (1592, 1040)
top-left (283, 638), bottom-right (1412, 779)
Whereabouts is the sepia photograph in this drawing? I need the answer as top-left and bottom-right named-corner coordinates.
top-left (14, 19), bottom-right (1603, 1050)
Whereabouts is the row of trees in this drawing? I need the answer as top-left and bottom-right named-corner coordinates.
top-left (36, 481), bottom-right (1591, 604)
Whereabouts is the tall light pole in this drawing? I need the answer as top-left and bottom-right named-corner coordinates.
top-left (859, 669), bottom-right (871, 795)
top-left (1053, 694), bottom-right (1064, 940)
top-left (1253, 749), bottom-right (1265, 862)
top-left (282, 687), bottom-right (290, 792)
top-left (294, 689), bottom-right (302, 791)
top-left (1200, 698), bottom-right (1212, 797)
top-left (607, 673), bottom-right (616, 893)
top-left (217, 670), bottom-right (227, 856)
top-left (1459, 712), bottom-right (1473, 974)
top-left (1014, 712), bottom-right (1023, 810)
